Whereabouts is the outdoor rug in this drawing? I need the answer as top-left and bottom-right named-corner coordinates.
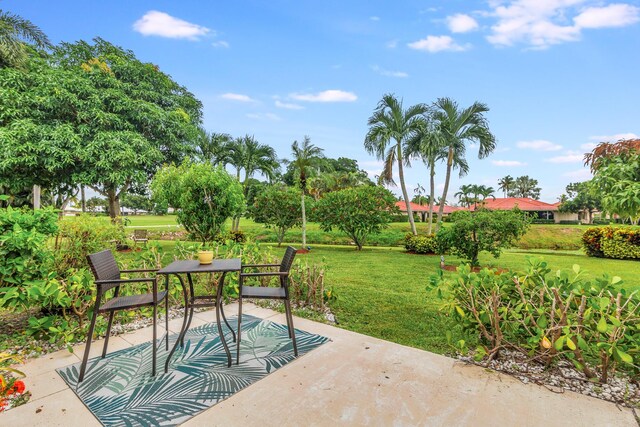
top-left (57, 315), bottom-right (329, 426)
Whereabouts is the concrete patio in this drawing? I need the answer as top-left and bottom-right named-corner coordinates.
top-left (2, 303), bottom-right (637, 426)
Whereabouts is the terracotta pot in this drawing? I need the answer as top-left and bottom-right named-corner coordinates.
top-left (198, 250), bottom-right (214, 264)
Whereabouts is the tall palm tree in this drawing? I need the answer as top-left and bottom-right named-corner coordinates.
top-left (0, 9), bottom-right (52, 69)
top-left (473, 184), bottom-right (495, 208)
top-left (455, 184), bottom-right (475, 208)
top-left (431, 98), bottom-right (496, 231)
top-left (498, 175), bottom-right (514, 197)
top-left (290, 136), bottom-right (324, 247)
top-left (364, 94), bottom-right (428, 235)
top-left (407, 122), bottom-right (450, 234)
top-left (194, 128), bottom-right (233, 166)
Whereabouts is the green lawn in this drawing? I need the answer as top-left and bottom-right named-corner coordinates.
top-left (136, 240), bottom-right (640, 356)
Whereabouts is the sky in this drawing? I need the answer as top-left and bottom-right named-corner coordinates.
top-left (5, 0), bottom-right (640, 203)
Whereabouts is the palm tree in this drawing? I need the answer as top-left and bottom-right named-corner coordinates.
top-left (513, 175), bottom-right (541, 199)
top-left (431, 98), bottom-right (496, 231)
top-left (455, 184), bottom-right (475, 208)
top-left (0, 9), bottom-right (52, 69)
top-left (498, 175), bottom-right (514, 197)
top-left (473, 184), bottom-right (495, 208)
top-left (290, 136), bottom-right (324, 247)
top-left (364, 94), bottom-right (428, 235)
top-left (194, 128), bottom-right (233, 166)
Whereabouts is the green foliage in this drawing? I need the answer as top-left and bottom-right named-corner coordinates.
top-left (0, 207), bottom-right (58, 308)
top-left (437, 209), bottom-right (530, 265)
top-left (428, 260), bottom-right (640, 383)
top-left (313, 186), bottom-right (398, 250)
top-left (250, 186), bottom-right (304, 246)
top-left (404, 233), bottom-right (439, 254)
top-left (589, 149), bottom-right (640, 222)
top-left (151, 162), bottom-right (244, 244)
top-left (507, 175), bottom-right (541, 199)
top-left (530, 219), bottom-right (555, 224)
top-left (583, 226), bottom-right (640, 260)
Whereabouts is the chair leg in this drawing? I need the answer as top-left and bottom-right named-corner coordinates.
top-left (236, 295), bottom-right (243, 365)
top-left (284, 300), bottom-right (298, 356)
top-left (79, 307), bottom-right (99, 382)
top-left (165, 289), bottom-right (169, 351)
top-left (152, 304), bottom-right (157, 376)
top-left (102, 311), bottom-right (115, 358)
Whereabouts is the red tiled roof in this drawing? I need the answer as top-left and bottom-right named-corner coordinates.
top-left (395, 201), bottom-right (464, 214)
top-left (481, 198), bottom-right (558, 211)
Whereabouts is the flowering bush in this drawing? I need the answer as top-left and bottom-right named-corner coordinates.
top-left (0, 353), bottom-right (30, 412)
top-left (582, 226), bottom-right (640, 259)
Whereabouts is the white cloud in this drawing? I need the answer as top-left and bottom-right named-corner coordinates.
top-left (588, 132), bottom-right (639, 142)
top-left (492, 160), bottom-right (527, 166)
top-left (133, 11), bottom-right (210, 40)
top-left (447, 14), bottom-right (479, 33)
top-left (563, 168), bottom-right (592, 181)
top-left (580, 142), bottom-right (597, 151)
top-left (372, 65), bottom-right (409, 78)
top-left (516, 140), bottom-right (563, 151)
top-left (408, 35), bottom-right (469, 52)
top-left (275, 100), bottom-right (304, 110)
top-left (220, 93), bottom-right (255, 102)
top-left (370, 16), bottom-right (380, 21)
top-left (574, 4), bottom-right (640, 29)
top-left (246, 113), bottom-right (281, 121)
top-left (290, 90), bottom-right (357, 103)
top-left (545, 151), bottom-right (584, 163)
top-left (212, 40), bottom-right (229, 48)
top-left (485, 1), bottom-right (640, 49)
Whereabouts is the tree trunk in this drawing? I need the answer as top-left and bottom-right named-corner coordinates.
top-left (436, 146), bottom-right (454, 232)
top-left (107, 189), bottom-right (120, 221)
top-left (301, 192), bottom-right (307, 247)
top-left (428, 159), bottom-right (436, 235)
top-left (81, 185), bottom-right (86, 212)
top-left (397, 144), bottom-right (417, 235)
top-left (32, 185), bottom-right (41, 209)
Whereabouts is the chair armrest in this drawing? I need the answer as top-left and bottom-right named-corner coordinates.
top-left (120, 268), bottom-right (158, 273)
top-left (242, 263), bottom-right (280, 269)
top-left (95, 278), bottom-right (156, 285)
top-left (240, 272), bottom-right (289, 278)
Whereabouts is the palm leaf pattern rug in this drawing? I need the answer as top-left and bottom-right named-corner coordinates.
top-left (57, 315), bottom-right (329, 426)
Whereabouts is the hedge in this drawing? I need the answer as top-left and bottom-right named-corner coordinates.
top-left (582, 226), bottom-right (640, 259)
top-left (404, 233), bottom-right (439, 254)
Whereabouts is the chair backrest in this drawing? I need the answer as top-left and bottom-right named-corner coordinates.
top-left (280, 246), bottom-right (297, 273)
top-left (87, 250), bottom-right (121, 292)
top-left (134, 229), bottom-right (147, 238)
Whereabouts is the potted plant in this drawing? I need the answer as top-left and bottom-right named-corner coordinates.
top-left (197, 244), bottom-right (215, 264)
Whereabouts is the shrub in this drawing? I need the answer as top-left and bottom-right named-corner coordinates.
top-left (428, 259), bottom-right (640, 383)
top-left (592, 218), bottom-right (611, 225)
top-left (404, 233), bottom-right (439, 254)
top-left (582, 227), bottom-right (604, 257)
top-left (559, 220), bottom-right (581, 225)
top-left (583, 226), bottom-right (640, 260)
top-left (250, 186), bottom-right (303, 246)
top-left (530, 219), bottom-right (555, 224)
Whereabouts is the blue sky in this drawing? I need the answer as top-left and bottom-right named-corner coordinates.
top-left (5, 0), bottom-right (640, 203)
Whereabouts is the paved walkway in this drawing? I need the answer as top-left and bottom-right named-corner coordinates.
top-left (3, 303), bottom-right (637, 426)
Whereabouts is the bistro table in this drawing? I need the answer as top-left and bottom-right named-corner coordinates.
top-left (157, 258), bottom-right (241, 372)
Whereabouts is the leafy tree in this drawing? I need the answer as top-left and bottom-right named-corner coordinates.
top-left (121, 193), bottom-right (154, 214)
top-left (313, 186), bottom-right (398, 250)
top-left (431, 98), bottom-right (496, 232)
top-left (364, 94), bottom-right (428, 235)
top-left (151, 162), bottom-right (244, 244)
top-left (85, 196), bottom-right (107, 213)
top-left (289, 136), bottom-right (325, 247)
top-left (194, 128), bottom-right (233, 166)
top-left (558, 181), bottom-right (601, 224)
top-left (509, 175), bottom-right (541, 199)
top-left (250, 185), bottom-right (304, 246)
top-left (585, 139), bottom-right (640, 223)
top-left (437, 209), bottom-right (530, 266)
top-left (0, 9), bottom-right (52, 69)
top-left (0, 38), bottom-right (202, 219)
top-left (498, 175), bottom-right (514, 197)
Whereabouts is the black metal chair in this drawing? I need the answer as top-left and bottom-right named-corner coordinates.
top-left (236, 246), bottom-right (298, 364)
top-left (79, 250), bottom-right (168, 382)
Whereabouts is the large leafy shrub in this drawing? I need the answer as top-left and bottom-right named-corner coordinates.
top-left (404, 233), bottom-right (439, 254)
top-left (582, 226), bottom-right (640, 260)
top-left (428, 260), bottom-right (639, 383)
top-left (312, 186), bottom-right (397, 250)
top-left (250, 186), bottom-right (304, 246)
top-left (151, 162), bottom-right (245, 245)
top-left (437, 208), bottom-right (530, 265)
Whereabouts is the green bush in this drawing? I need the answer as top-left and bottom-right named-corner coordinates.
top-left (404, 233), bottom-right (439, 254)
top-left (559, 220), bottom-right (581, 225)
top-left (531, 219), bottom-right (555, 224)
top-left (428, 259), bottom-right (639, 383)
top-left (592, 218), bottom-right (611, 225)
top-left (583, 226), bottom-right (640, 260)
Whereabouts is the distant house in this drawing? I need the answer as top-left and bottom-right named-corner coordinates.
top-left (394, 201), bottom-right (465, 222)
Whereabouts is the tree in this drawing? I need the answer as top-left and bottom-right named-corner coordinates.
top-left (85, 196), bottom-right (107, 213)
top-left (509, 176), bottom-right (541, 199)
top-left (431, 98), bottom-right (496, 232)
top-left (194, 128), bottom-right (233, 166)
top-left (151, 162), bottom-right (244, 245)
top-left (472, 184), bottom-right (496, 208)
top-left (313, 186), bottom-right (398, 250)
top-left (250, 185), bottom-right (304, 246)
top-left (498, 175), bottom-right (514, 197)
top-left (585, 139), bottom-right (640, 223)
top-left (455, 184), bottom-right (475, 208)
top-left (437, 209), bottom-right (530, 266)
top-left (0, 9), bottom-right (52, 69)
top-left (0, 38), bottom-right (203, 220)
top-left (557, 181), bottom-right (601, 224)
top-left (121, 193), bottom-right (154, 214)
top-left (364, 94), bottom-right (428, 235)
top-left (289, 136), bottom-right (325, 247)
